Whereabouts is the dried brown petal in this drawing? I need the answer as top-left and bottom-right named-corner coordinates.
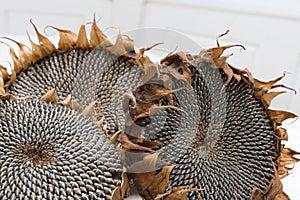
top-left (30, 19), bottom-right (56, 54)
top-left (269, 109), bottom-right (297, 126)
top-left (0, 71), bottom-right (5, 95)
top-left (2, 37), bottom-right (33, 69)
top-left (0, 65), bottom-right (9, 81)
top-left (27, 31), bottom-right (47, 63)
top-left (40, 88), bottom-right (59, 104)
top-left (111, 172), bottom-right (129, 200)
top-left (89, 17), bottom-right (110, 48)
top-left (261, 91), bottom-right (286, 108)
top-left (76, 24), bottom-right (89, 49)
top-left (46, 26), bottom-right (77, 50)
top-left (121, 132), bottom-right (153, 152)
top-left (58, 94), bottom-right (73, 108)
top-left (278, 146), bottom-right (300, 178)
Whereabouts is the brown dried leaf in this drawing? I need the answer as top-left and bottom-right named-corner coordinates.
top-left (251, 188), bottom-right (263, 200)
top-left (4, 70), bottom-right (16, 88)
top-left (111, 172), bottom-right (129, 200)
top-left (123, 90), bottom-right (137, 113)
top-left (253, 75), bottom-right (285, 98)
top-left (0, 41), bottom-right (22, 74)
top-left (0, 65), bottom-right (9, 81)
top-left (27, 31), bottom-right (47, 63)
top-left (263, 164), bottom-right (290, 200)
top-left (261, 91), bottom-right (286, 108)
top-left (203, 44), bottom-right (245, 61)
top-left (58, 94), bottom-right (73, 108)
top-left (47, 26), bottom-right (77, 50)
top-left (2, 37), bottom-right (33, 68)
top-left (142, 63), bottom-right (159, 83)
top-left (89, 17), bottom-right (110, 48)
top-left (76, 24), bottom-right (89, 49)
top-left (269, 109), bottom-right (297, 126)
top-left (140, 139), bottom-right (162, 150)
top-left (0, 71), bottom-right (5, 95)
top-left (40, 89), bottom-right (59, 104)
top-left (108, 32), bottom-right (128, 55)
top-left (275, 128), bottom-right (288, 141)
top-left (147, 165), bottom-right (176, 197)
top-left (30, 19), bottom-right (56, 54)
top-left (109, 131), bottom-right (122, 145)
top-left (121, 132), bottom-right (152, 152)
top-left (160, 52), bottom-right (193, 85)
top-left (133, 171), bottom-right (156, 199)
top-left (278, 146), bottom-right (300, 178)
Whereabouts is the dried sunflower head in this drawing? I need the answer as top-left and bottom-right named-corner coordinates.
top-left (0, 99), bottom-right (122, 199)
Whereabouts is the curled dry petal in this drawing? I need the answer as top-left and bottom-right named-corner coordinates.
top-left (40, 88), bottom-right (59, 104)
top-left (46, 26), bottom-right (77, 50)
top-left (1, 37), bottom-right (33, 69)
top-left (0, 71), bottom-right (5, 95)
top-left (0, 65), bottom-right (9, 81)
top-left (76, 24), bottom-right (89, 49)
top-left (269, 109), bottom-right (297, 126)
top-left (111, 172), bottom-right (129, 200)
top-left (27, 31), bottom-right (47, 63)
top-left (90, 17), bottom-right (110, 48)
top-left (30, 19), bottom-right (56, 54)
top-left (58, 94), bottom-right (73, 108)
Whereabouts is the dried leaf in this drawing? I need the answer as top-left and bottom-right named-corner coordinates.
top-left (147, 165), bottom-right (176, 197)
top-left (142, 63), bottom-right (160, 83)
top-left (269, 109), bottom-right (297, 126)
top-left (160, 52), bottom-right (193, 84)
top-left (76, 24), bottom-right (89, 49)
top-left (261, 91), bottom-right (286, 108)
top-left (203, 44), bottom-right (245, 61)
top-left (263, 164), bottom-right (290, 200)
top-left (89, 17), bottom-right (110, 48)
top-left (1, 37), bottom-right (33, 68)
top-left (121, 132), bottom-right (152, 152)
top-left (110, 131), bottom-right (122, 145)
top-left (0, 65), bottom-right (9, 81)
top-left (46, 26), bottom-right (77, 50)
top-left (40, 88), bottom-right (59, 104)
top-left (4, 70), bottom-right (16, 88)
top-left (251, 188), bottom-right (263, 200)
top-left (108, 32), bottom-right (127, 55)
top-left (278, 146), bottom-right (300, 178)
top-left (253, 75), bottom-right (285, 97)
top-left (111, 172), bottom-right (129, 200)
top-left (0, 41), bottom-right (23, 74)
top-left (128, 152), bottom-right (161, 173)
top-left (30, 19), bottom-right (56, 54)
top-left (58, 94), bottom-right (73, 108)
top-left (123, 90), bottom-right (137, 113)
top-left (27, 31), bottom-right (47, 63)
top-left (275, 128), bottom-right (288, 141)
top-left (0, 71), bottom-right (5, 95)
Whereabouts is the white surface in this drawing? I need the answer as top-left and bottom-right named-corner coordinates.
top-left (0, 0), bottom-right (299, 199)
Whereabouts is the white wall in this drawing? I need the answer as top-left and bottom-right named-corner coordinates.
top-left (0, 0), bottom-right (299, 198)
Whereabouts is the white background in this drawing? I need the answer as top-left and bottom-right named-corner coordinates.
top-left (0, 0), bottom-right (299, 199)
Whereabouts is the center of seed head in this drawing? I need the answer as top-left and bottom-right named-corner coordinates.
top-left (14, 140), bottom-right (56, 168)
